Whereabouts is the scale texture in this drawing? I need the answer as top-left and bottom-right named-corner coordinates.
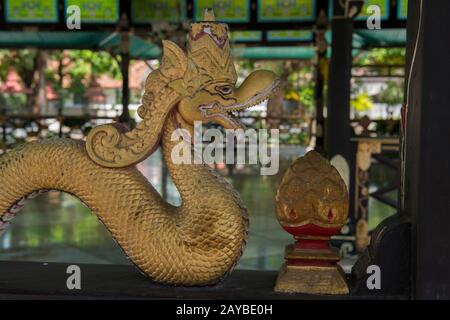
top-left (0, 10), bottom-right (279, 286)
top-left (0, 119), bottom-right (248, 285)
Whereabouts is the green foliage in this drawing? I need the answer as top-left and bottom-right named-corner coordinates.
top-left (351, 48), bottom-right (405, 117)
top-left (72, 50), bottom-right (121, 77)
top-left (299, 85), bottom-right (314, 112)
top-left (377, 80), bottom-right (404, 106)
top-left (279, 131), bottom-right (308, 145)
top-left (47, 50), bottom-right (120, 97)
top-left (285, 65), bottom-right (314, 112)
top-left (0, 49), bottom-right (39, 84)
top-left (0, 49), bottom-right (121, 108)
top-left (0, 93), bottom-right (26, 112)
top-left (236, 60), bottom-right (314, 112)
top-left (354, 48), bottom-right (406, 65)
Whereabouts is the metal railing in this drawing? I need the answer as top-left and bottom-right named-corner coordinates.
top-left (0, 114), bottom-right (118, 153)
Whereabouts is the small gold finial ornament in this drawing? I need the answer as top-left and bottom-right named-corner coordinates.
top-left (203, 8), bottom-right (216, 21)
top-left (274, 151), bottom-right (350, 295)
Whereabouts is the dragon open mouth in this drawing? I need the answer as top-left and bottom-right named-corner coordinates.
top-left (199, 76), bottom-right (281, 130)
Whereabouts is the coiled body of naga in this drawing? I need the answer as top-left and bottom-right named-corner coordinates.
top-left (0, 10), bottom-right (279, 285)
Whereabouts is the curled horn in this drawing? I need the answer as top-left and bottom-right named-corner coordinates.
top-left (86, 41), bottom-right (188, 168)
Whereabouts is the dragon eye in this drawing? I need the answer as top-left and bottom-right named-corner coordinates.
top-left (216, 85), bottom-right (233, 95)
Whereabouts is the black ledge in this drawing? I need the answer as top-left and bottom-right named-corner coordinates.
top-left (0, 261), bottom-right (399, 300)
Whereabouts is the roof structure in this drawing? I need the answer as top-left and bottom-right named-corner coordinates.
top-left (0, 28), bottom-right (406, 61)
top-left (0, 0), bottom-right (407, 60)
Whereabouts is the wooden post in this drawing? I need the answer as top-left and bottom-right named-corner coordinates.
top-left (325, 2), bottom-right (353, 162)
top-left (404, 0), bottom-right (450, 299)
top-left (325, 1), bottom-right (357, 259)
top-left (119, 31), bottom-right (131, 124)
top-left (313, 10), bottom-right (328, 154)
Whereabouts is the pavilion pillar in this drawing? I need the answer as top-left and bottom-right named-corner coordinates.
top-left (119, 32), bottom-right (131, 124)
top-left (325, 12), bottom-right (353, 162)
top-left (312, 10), bottom-right (328, 154)
top-left (313, 52), bottom-right (326, 154)
top-left (404, 0), bottom-right (450, 299)
top-left (326, 1), bottom-right (358, 268)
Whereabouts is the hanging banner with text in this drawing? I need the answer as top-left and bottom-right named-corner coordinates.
top-left (231, 31), bottom-right (263, 42)
top-left (194, 0), bottom-right (250, 22)
top-left (258, 0), bottom-right (316, 22)
top-left (131, 0), bottom-right (186, 23)
top-left (397, 0), bottom-right (408, 20)
top-left (267, 30), bottom-right (313, 42)
top-left (4, 0), bottom-right (58, 23)
top-left (65, 0), bottom-right (119, 24)
top-left (354, 0), bottom-right (390, 21)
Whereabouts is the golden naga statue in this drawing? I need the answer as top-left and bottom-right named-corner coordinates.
top-left (0, 10), bottom-right (279, 286)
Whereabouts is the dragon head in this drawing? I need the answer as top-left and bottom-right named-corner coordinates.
top-left (86, 9), bottom-right (279, 168)
top-left (177, 69), bottom-right (279, 132)
top-left (171, 9), bottom-right (279, 135)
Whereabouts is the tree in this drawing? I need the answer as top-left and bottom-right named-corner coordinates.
top-left (353, 48), bottom-right (406, 66)
top-left (351, 48), bottom-right (405, 118)
top-left (0, 49), bottom-right (47, 114)
top-left (0, 49), bottom-right (121, 114)
top-left (377, 80), bottom-right (404, 118)
top-left (377, 80), bottom-right (403, 106)
top-left (234, 59), bottom-right (315, 145)
top-left (46, 50), bottom-right (121, 109)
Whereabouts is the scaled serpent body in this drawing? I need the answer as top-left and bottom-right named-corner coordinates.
top-left (0, 118), bottom-right (248, 285)
top-left (0, 12), bottom-right (279, 285)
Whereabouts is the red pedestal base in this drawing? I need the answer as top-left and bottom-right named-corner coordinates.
top-left (274, 224), bottom-right (349, 295)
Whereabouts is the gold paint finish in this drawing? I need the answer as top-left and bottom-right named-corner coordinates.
top-left (274, 151), bottom-right (350, 295)
top-left (275, 151), bottom-right (349, 229)
top-left (86, 10), bottom-right (279, 168)
top-left (356, 219), bottom-right (371, 252)
top-left (0, 10), bottom-right (280, 286)
top-left (275, 263), bottom-right (349, 295)
top-left (356, 141), bottom-right (381, 171)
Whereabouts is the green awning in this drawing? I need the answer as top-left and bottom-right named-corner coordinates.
top-left (0, 31), bottom-right (315, 60)
top-left (232, 46), bottom-right (314, 60)
top-left (230, 29), bottom-right (407, 60)
top-left (354, 29), bottom-right (407, 47)
top-left (0, 31), bottom-right (111, 49)
top-left (0, 31), bottom-right (161, 59)
top-left (0, 28), bottom-right (406, 61)
top-left (325, 29), bottom-right (406, 48)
